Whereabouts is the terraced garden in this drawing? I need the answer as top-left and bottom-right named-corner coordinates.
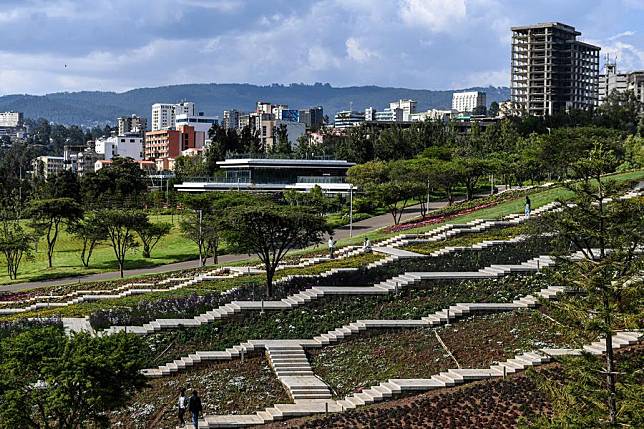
top-left (110, 354), bottom-right (289, 429)
top-left (308, 310), bottom-right (586, 398)
top-left (141, 271), bottom-right (558, 368)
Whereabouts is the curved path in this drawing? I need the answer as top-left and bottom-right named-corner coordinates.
top-left (0, 201), bottom-right (437, 293)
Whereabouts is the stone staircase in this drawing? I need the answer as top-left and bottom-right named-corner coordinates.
top-left (144, 284), bottom-right (567, 378)
top-left (180, 331), bottom-right (641, 427)
top-left (110, 245), bottom-right (567, 337)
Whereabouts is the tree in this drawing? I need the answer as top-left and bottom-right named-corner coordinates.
top-left (0, 327), bottom-right (147, 429)
top-left (80, 158), bottom-right (148, 208)
top-left (335, 125), bottom-right (375, 164)
top-left (488, 101), bottom-right (500, 117)
top-left (451, 157), bottom-right (490, 200)
top-left (598, 89), bottom-right (642, 133)
top-left (348, 160), bottom-right (424, 224)
top-left (46, 169), bottom-right (81, 201)
top-left (271, 123), bottom-right (291, 155)
top-left (472, 105), bottom-right (487, 116)
top-left (180, 192), bottom-right (256, 265)
top-left (0, 218), bottom-right (34, 280)
top-left (224, 203), bottom-right (330, 296)
top-left (530, 145), bottom-right (644, 426)
top-left (98, 209), bottom-right (147, 277)
top-left (68, 213), bottom-right (107, 268)
top-left (27, 198), bottom-right (83, 268)
top-left (135, 221), bottom-right (172, 258)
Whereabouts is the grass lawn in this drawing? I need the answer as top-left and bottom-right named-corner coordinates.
top-left (2, 169), bottom-right (641, 288)
top-left (0, 214), bottom-right (199, 286)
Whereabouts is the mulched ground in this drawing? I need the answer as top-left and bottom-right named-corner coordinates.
top-left (308, 310), bottom-right (579, 398)
top-left (110, 353), bottom-right (289, 429)
top-left (258, 345), bottom-right (643, 429)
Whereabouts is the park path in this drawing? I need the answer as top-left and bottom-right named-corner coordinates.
top-left (0, 197), bottom-right (468, 293)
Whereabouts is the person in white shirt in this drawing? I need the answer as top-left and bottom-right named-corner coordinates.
top-left (178, 388), bottom-right (187, 426)
top-left (363, 237), bottom-right (372, 251)
top-left (328, 236), bottom-right (336, 259)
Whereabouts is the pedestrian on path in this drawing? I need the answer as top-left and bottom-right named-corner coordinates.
top-left (525, 195), bottom-right (531, 219)
top-left (328, 236), bottom-right (336, 259)
top-left (188, 390), bottom-right (202, 429)
top-left (363, 237), bottom-right (371, 252)
top-left (178, 388), bottom-right (187, 426)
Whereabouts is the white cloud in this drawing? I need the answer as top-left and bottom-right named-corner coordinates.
top-left (177, 0), bottom-right (241, 12)
top-left (399, 0), bottom-right (466, 32)
top-left (607, 30), bottom-right (636, 41)
top-left (345, 38), bottom-right (379, 62)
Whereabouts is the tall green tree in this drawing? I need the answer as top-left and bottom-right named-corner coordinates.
top-left (80, 158), bottom-right (148, 208)
top-left (348, 160), bottom-right (424, 224)
top-left (530, 145), bottom-right (644, 426)
top-left (135, 221), bottom-right (172, 258)
top-left (27, 198), bottom-right (83, 268)
top-left (0, 327), bottom-right (147, 429)
top-left (271, 123), bottom-right (291, 155)
top-left (98, 209), bottom-right (147, 277)
top-left (0, 217), bottom-right (34, 280)
top-left (224, 203), bottom-right (330, 296)
top-left (68, 213), bottom-right (107, 268)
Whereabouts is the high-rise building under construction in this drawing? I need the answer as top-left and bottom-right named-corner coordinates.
top-left (511, 22), bottom-right (600, 116)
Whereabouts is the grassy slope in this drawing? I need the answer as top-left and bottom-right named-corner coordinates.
top-left (1, 169), bottom-right (642, 287)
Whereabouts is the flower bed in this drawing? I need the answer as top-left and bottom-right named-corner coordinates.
top-left (141, 271), bottom-right (556, 368)
top-left (401, 224), bottom-right (529, 255)
top-left (109, 354), bottom-right (289, 428)
top-left (308, 310), bottom-right (579, 398)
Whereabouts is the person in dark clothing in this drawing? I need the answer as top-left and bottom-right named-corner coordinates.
top-left (188, 390), bottom-right (203, 429)
top-left (525, 195), bottom-right (531, 218)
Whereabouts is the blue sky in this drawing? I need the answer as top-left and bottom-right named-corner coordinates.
top-left (0, 0), bottom-right (643, 95)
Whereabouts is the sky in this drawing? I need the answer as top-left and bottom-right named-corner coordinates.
top-left (0, 0), bottom-right (643, 95)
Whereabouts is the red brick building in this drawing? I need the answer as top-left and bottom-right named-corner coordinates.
top-left (144, 125), bottom-right (199, 159)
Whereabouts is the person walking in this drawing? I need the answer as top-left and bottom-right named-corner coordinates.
top-left (188, 390), bottom-right (202, 429)
top-left (328, 236), bottom-right (336, 259)
top-left (178, 388), bottom-right (187, 426)
top-left (524, 195), bottom-right (531, 219)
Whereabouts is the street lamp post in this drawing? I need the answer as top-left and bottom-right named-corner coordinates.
top-left (198, 209), bottom-right (203, 268)
top-left (349, 184), bottom-right (354, 238)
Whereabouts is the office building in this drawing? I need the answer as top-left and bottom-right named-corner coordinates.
top-left (409, 109), bottom-right (452, 122)
top-left (117, 114), bottom-right (147, 135)
top-left (175, 158), bottom-right (355, 194)
top-left (334, 110), bottom-right (366, 128)
top-left (223, 109), bottom-right (241, 130)
top-left (32, 156), bottom-right (65, 179)
top-left (374, 107), bottom-right (404, 122)
top-left (299, 106), bottom-right (324, 129)
top-left (174, 101), bottom-right (196, 117)
top-left (389, 99), bottom-right (417, 121)
top-left (511, 22), bottom-right (600, 116)
top-left (599, 62), bottom-right (644, 105)
top-left (175, 112), bottom-right (218, 134)
top-left (452, 91), bottom-right (487, 113)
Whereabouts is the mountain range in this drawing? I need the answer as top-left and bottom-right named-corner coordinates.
top-left (0, 83), bottom-right (510, 127)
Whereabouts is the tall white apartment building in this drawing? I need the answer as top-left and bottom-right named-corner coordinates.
top-left (174, 101), bottom-right (196, 117)
top-left (0, 111), bottom-right (23, 127)
top-left (151, 103), bottom-right (176, 131)
top-left (151, 102), bottom-right (197, 131)
top-left (452, 91), bottom-right (486, 113)
top-left (32, 156), bottom-right (65, 179)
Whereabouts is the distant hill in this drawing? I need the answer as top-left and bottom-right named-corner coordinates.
top-left (0, 83), bottom-right (510, 127)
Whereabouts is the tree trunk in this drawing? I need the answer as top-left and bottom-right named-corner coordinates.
top-left (119, 260), bottom-right (124, 278)
top-left (265, 267), bottom-right (274, 297)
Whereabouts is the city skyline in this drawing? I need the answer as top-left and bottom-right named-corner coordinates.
top-left (0, 0), bottom-right (643, 95)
